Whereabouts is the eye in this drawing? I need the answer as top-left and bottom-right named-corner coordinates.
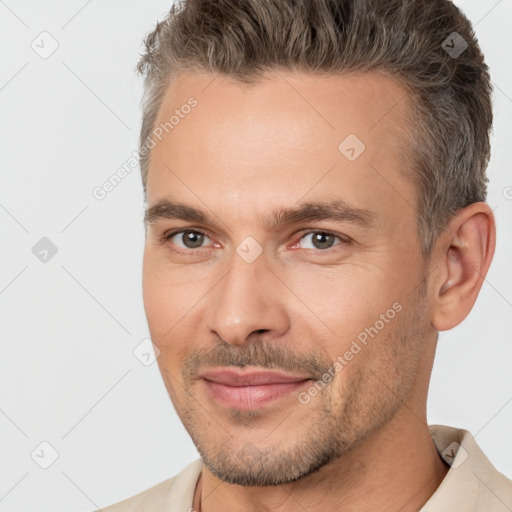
top-left (163, 229), bottom-right (213, 250)
top-left (295, 230), bottom-right (348, 251)
top-left (160, 228), bottom-right (350, 254)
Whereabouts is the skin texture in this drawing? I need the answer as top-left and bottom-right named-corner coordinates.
top-left (142, 70), bottom-right (496, 512)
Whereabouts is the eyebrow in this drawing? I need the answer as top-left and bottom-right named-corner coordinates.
top-left (144, 198), bottom-right (377, 230)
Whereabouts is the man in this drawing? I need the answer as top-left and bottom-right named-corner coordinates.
top-left (99, 0), bottom-right (512, 510)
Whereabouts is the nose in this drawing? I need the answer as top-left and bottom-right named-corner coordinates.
top-left (204, 252), bottom-right (290, 346)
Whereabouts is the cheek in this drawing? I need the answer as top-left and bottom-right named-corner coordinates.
top-left (142, 256), bottom-right (203, 337)
top-left (282, 264), bottom-right (398, 340)
top-left (142, 269), bottom-right (210, 382)
top-left (284, 264), bottom-right (413, 402)
top-left (325, 310), bottom-right (417, 427)
top-left (142, 268), bottom-right (170, 337)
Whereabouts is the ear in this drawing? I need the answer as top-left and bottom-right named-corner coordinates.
top-left (430, 202), bottom-right (496, 331)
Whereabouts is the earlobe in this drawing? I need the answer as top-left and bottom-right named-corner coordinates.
top-left (431, 202), bottom-right (496, 332)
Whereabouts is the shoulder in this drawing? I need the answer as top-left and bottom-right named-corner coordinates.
top-left (92, 459), bottom-right (203, 512)
top-left (425, 425), bottom-right (512, 511)
top-left (98, 476), bottom-right (178, 512)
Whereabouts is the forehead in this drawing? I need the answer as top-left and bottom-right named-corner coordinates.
top-left (146, 69), bottom-right (416, 231)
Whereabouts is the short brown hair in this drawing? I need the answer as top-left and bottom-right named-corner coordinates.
top-left (136, 0), bottom-right (493, 257)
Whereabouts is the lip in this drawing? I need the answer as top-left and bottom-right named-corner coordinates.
top-left (199, 367), bottom-right (312, 386)
top-left (199, 368), bottom-right (313, 410)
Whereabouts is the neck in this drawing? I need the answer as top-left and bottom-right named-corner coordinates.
top-left (193, 407), bottom-right (449, 512)
top-left (193, 471), bottom-right (202, 512)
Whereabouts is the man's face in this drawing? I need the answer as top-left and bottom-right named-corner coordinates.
top-left (142, 70), bottom-right (435, 486)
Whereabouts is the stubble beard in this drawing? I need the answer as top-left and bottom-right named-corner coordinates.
top-left (171, 282), bottom-right (428, 486)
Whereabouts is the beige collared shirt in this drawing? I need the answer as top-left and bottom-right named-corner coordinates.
top-left (98, 425), bottom-right (512, 511)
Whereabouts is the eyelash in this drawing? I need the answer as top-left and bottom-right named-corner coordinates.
top-left (159, 228), bottom-right (351, 254)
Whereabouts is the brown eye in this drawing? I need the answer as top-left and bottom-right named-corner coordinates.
top-left (167, 230), bottom-right (209, 249)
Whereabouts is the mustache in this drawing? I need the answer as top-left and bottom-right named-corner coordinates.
top-left (181, 338), bottom-right (334, 381)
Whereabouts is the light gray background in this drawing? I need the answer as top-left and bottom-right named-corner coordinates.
top-left (1, 1), bottom-right (511, 511)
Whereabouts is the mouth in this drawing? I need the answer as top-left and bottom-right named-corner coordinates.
top-left (199, 367), bottom-right (314, 410)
